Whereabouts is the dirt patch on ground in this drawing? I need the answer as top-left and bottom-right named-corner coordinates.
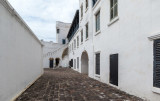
top-left (16, 68), bottom-right (144, 101)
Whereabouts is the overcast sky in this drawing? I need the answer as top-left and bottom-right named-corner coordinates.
top-left (8, 0), bottom-right (79, 42)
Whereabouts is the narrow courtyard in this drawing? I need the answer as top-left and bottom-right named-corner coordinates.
top-left (16, 68), bottom-right (143, 101)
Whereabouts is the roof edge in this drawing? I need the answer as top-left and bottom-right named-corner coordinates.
top-left (1, 0), bottom-right (43, 46)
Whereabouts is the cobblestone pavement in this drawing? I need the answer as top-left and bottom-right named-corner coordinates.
top-left (16, 68), bottom-right (143, 101)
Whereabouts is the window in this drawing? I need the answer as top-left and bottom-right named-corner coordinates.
top-left (74, 39), bottom-right (76, 49)
top-left (72, 43), bottom-right (73, 51)
top-left (77, 57), bottom-right (79, 69)
top-left (92, 0), bottom-right (97, 7)
top-left (81, 30), bottom-right (83, 43)
top-left (57, 29), bottom-right (60, 33)
top-left (154, 39), bottom-right (160, 88)
top-left (81, 4), bottom-right (83, 18)
top-left (86, 0), bottom-right (88, 9)
top-left (74, 59), bottom-right (76, 69)
top-left (86, 23), bottom-right (89, 39)
top-left (95, 11), bottom-right (100, 32)
top-left (110, 0), bottom-right (118, 20)
top-left (95, 53), bottom-right (100, 75)
top-left (62, 39), bottom-right (66, 44)
top-left (77, 36), bottom-right (79, 47)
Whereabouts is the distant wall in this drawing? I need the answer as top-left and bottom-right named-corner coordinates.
top-left (0, 1), bottom-right (43, 101)
top-left (56, 21), bottom-right (71, 44)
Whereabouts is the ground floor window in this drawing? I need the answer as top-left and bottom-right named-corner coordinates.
top-left (95, 53), bottom-right (100, 75)
top-left (77, 57), bottom-right (79, 69)
top-left (154, 39), bottom-right (160, 88)
top-left (74, 59), bottom-right (76, 69)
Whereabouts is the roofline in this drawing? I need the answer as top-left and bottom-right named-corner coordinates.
top-left (67, 10), bottom-right (79, 38)
top-left (1, 0), bottom-right (43, 46)
top-left (56, 21), bottom-right (71, 24)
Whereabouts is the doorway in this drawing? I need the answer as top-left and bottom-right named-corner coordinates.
top-left (110, 54), bottom-right (118, 86)
top-left (49, 58), bottom-right (54, 68)
top-left (55, 58), bottom-right (60, 66)
top-left (81, 51), bottom-right (89, 75)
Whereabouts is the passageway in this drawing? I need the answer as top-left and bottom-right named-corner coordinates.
top-left (16, 68), bottom-right (143, 101)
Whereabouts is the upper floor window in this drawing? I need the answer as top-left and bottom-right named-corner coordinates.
top-left (62, 39), bottom-right (66, 44)
top-left (74, 39), bottom-right (76, 49)
top-left (95, 11), bottom-right (100, 32)
top-left (77, 36), bottom-right (79, 47)
top-left (92, 0), bottom-right (97, 7)
top-left (86, 23), bottom-right (89, 39)
top-left (86, 0), bottom-right (88, 9)
top-left (81, 30), bottom-right (83, 43)
top-left (57, 29), bottom-right (60, 33)
top-left (110, 0), bottom-right (118, 20)
top-left (81, 4), bottom-right (83, 18)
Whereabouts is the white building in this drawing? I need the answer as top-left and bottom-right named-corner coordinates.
top-left (66, 0), bottom-right (160, 100)
top-left (42, 21), bottom-right (71, 68)
top-left (0, 0), bottom-right (43, 101)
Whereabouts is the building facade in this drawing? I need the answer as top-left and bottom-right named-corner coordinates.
top-left (0, 0), bottom-right (43, 101)
top-left (42, 22), bottom-right (71, 68)
top-left (66, 0), bottom-right (160, 100)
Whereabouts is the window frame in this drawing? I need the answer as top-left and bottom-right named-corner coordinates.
top-left (86, 0), bottom-right (88, 9)
top-left (77, 36), bottom-right (79, 47)
top-left (62, 39), bottom-right (66, 44)
top-left (154, 39), bottom-right (160, 88)
top-left (110, 0), bottom-right (118, 21)
top-left (92, 0), bottom-right (98, 7)
top-left (86, 23), bottom-right (89, 39)
top-left (81, 4), bottom-right (83, 19)
top-left (95, 52), bottom-right (100, 75)
top-left (95, 11), bottom-right (100, 32)
top-left (81, 30), bottom-right (83, 43)
top-left (57, 29), bottom-right (60, 33)
top-left (77, 57), bottom-right (79, 69)
top-left (74, 39), bottom-right (76, 49)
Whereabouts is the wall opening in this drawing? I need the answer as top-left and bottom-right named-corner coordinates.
top-left (49, 58), bottom-right (54, 68)
top-left (81, 51), bottom-right (89, 75)
top-left (55, 58), bottom-right (60, 66)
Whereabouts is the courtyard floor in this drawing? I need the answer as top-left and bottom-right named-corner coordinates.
top-left (16, 68), bottom-right (143, 101)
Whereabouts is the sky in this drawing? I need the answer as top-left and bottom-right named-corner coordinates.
top-left (8, 0), bottom-right (79, 42)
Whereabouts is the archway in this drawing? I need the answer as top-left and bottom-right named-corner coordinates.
top-left (49, 58), bottom-right (54, 68)
top-left (81, 51), bottom-right (89, 75)
top-left (55, 58), bottom-right (60, 66)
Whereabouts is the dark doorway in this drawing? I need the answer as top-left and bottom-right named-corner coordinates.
top-left (56, 58), bottom-right (60, 66)
top-left (49, 58), bottom-right (54, 68)
top-left (70, 59), bottom-right (73, 67)
top-left (110, 54), bottom-right (118, 86)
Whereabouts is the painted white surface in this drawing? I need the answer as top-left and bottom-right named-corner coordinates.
top-left (42, 21), bottom-right (71, 68)
top-left (0, 1), bottom-right (43, 101)
top-left (43, 45), bottom-right (69, 68)
top-left (56, 21), bottom-right (71, 44)
top-left (67, 0), bottom-right (160, 100)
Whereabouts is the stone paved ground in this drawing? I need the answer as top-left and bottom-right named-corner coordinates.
top-left (16, 68), bottom-right (143, 101)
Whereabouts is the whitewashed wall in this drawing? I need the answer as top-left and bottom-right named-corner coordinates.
top-left (0, 1), bottom-right (43, 101)
top-left (56, 21), bottom-right (71, 44)
top-left (43, 45), bottom-right (69, 68)
top-left (68, 0), bottom-right (160, 100)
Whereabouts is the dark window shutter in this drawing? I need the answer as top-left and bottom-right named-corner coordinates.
top-left (96, 53), bottom-right (100, 75)
top-left (154, 39), bottom-right (160, 88)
